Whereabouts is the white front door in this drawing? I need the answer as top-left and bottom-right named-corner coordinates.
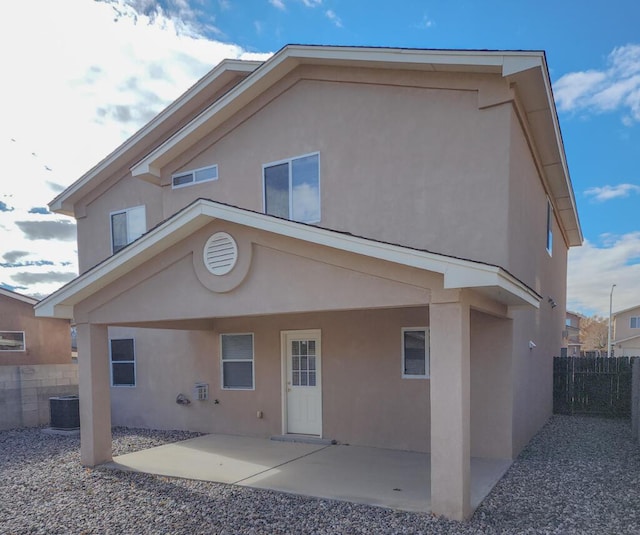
top-left (283, 330), bottom-right (322, 436)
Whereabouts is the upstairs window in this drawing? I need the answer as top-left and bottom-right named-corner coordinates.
top-left (263, 152), bottom-right (320, 223)
top-left (402, 328), bottom-right (429, 379)
top-left (110, 338), bottom-right (136, 387)
top-left (172, 164), bottom-right (218, 189)
top-left (0, 331), bottom-right (25, 352)
top-left (546, 199), bottom-right (553, 256)
top-left (111, 205), bottom-right (146, 254)
top-left (631, 317), bottom-right (640, 329)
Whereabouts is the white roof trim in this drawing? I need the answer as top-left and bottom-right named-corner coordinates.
top-left (613, 305), bottom-right (640, 317)
top-left (35, 199), bottom-right (540, 319)
top-left (0, 287), bottom-right (38, 305)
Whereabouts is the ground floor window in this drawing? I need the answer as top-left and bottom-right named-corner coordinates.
top-left (402, 327), bottom-right (429, 378)
top-left (110, 338), bottom-right (136, 386)
top-left (0, 331), bottom-right (25, 351)
top-left (221, 333), bottom-right (254, 389)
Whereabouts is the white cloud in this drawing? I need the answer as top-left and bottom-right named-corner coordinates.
top-left (417, 14), bottom-right (435, 29)
top-left (301, 0), bottom-right (322, 6)
top-left (567, 233), bottom-right (640, 316)
top-left (553, 44), bottom-right (640, 124)
top-left (0, 0), bottom-right (271, 298)
top-left (584, 183), bottom-right (640, 202)
top-left (269, 0), bottom-right (286, 10)
top-left (325, 9), bottom-right (342, 28)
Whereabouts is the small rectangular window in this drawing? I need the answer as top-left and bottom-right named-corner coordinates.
top-left (631, 317), bottom-right (640, 329)
top-left (402, 328), bottom-right (429, 379)
top-left (263, 153), bottom-right (320, 223)
top-left (111, 205), bottom-right (146, 254)
top-left (172, 165), bottom-right (218, 189)
top-left (221, 333), bottom-right (254, 389)
top-left (546, 199), bottom-right (553, 256)
top-left (0, 331), bottom-right (25, 352)
top-left (110, 338), bottom-right (136, 386)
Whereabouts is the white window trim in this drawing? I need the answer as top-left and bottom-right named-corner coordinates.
top-left (546, 198), bottom-right (553, 257)
top-left (171, 164), bottom-right (218, 189)
top-left (220, 332), bottom-right (255, 390)
top-left (110, 205), bottom-right (146, 255)
top-left (0, 331), bottom-right (26, 352)
top-left (631, 317), bottom-right (640, 329)
top-left (262, 151), bottom-right (321, 224)
top-left (109, 338), bottom-right (136, 388)
top-left (401, 327), bottom-right (430, 379)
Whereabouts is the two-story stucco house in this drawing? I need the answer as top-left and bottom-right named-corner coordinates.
top-left (35, 45), bottom-right (582, 520)
top-left (613, 305), bottom-right (640, 356)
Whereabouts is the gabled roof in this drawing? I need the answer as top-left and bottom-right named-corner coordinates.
top-left (613, 334), bottom-right (640, 345)
top-left (51, 44), bottom-right (581, 246)
top-left (0, 287), bottom-right (38, 306)
top-left (35, 199), bottom-right (541, 319)
top-left (49, 59), bottom-right (262, 216)
top-left (613, 304), bottom-right (640, 317)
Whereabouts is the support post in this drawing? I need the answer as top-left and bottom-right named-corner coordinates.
top-left (430, 291), bottom-right (471, 520)
top-left (76, 323), bottom-right (112, 466)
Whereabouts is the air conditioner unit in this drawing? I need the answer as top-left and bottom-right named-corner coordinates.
top-left (49, 396), bottom-right (80, 430)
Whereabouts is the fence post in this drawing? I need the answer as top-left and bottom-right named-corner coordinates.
top-left (633, 358), bottom-right (640, 441)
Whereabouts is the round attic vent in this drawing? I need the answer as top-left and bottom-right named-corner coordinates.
top-left (203, 232), bottom-right (238, 276)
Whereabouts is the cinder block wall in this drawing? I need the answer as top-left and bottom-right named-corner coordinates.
top-left (0, 364), bottom-right (79, 430)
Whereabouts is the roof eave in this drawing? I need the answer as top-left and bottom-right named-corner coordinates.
top-left (35, 199), bottom-right (541, 319)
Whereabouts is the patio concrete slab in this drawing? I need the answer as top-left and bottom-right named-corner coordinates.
top-left (105, 433), bottom-right (511, 513)
top-left (107, 434), bottom-right (327, 484)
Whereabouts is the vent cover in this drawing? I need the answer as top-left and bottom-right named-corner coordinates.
top-left (203, 232), bottom-right (238, 276)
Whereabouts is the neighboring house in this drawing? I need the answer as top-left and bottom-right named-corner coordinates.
top-left (0, 287), bottom-right (75, 429)
top-left (613, 305), bottom-right (640, 357)
top-left (562, 311), bottom-right (582, 357)
top-left (35, 45), bottom-right (582, 520)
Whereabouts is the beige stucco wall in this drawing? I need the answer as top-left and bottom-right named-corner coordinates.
top-left (614, 308), bottom-right (640, 345)
top-left (506, 108), bottom-right (569, 456)
top-left (0, 294), bottom-right (71, 366)
top-left (75, 67), bottom-right (518, 278)
top-left (162, 69), bottom-right (512, 270)
top-left (75, 170), bottom-right (163, 274)
top-left (110, 306), bottom-right (513, 456)
top-left (75, 221), bottom-right (438, 325)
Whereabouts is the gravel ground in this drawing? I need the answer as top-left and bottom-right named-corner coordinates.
top-left (1, 415), bottom-right (639, 534)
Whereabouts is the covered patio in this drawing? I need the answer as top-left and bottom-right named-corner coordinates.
top-left (36, 199), bottom-right (541, 521)
top-left (106, 432), bottom-right (511, 513)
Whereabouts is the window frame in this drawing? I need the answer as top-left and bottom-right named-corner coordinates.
top-left (220, 332), bottom-right (255, 390)
top-left (171, 164), bottom-right (218, 189)
top-left (631, 317), bottom-right (640, 329)
top-left (401, 327), bottom-right (430, 379)
top-left (546, 198), bottom-right (553, 257)
top-left (0, 331), bottom-right (26, 352)
top-left (262, 151), bottom-right (321, 224)
top-left (109, 205), bottom-right (146, 254)
top-left (109, 338), bottom-right (136, 387)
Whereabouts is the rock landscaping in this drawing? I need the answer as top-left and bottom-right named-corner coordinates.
top-left (1, 416), bottom-right (638, 534)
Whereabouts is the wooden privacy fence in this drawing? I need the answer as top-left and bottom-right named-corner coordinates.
top-left (553, 357), bottom-right (635, 417)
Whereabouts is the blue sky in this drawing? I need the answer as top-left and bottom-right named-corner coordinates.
top-left (1, 0), bottom-right (639, 316)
